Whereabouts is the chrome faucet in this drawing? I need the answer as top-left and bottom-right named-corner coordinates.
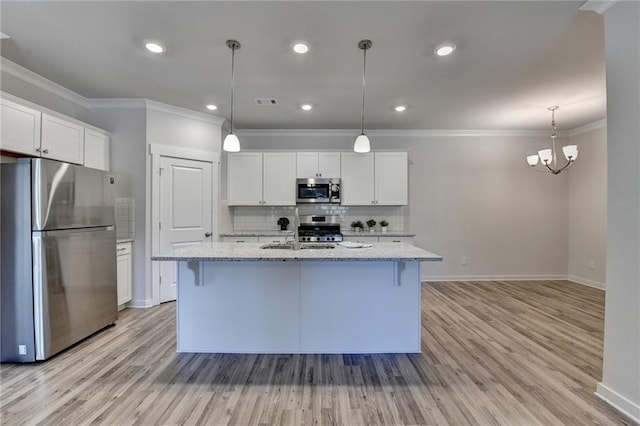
top-left (292, 207), bottom-right (300, 250)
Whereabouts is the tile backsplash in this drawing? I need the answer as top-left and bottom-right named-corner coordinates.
top-left (231, 205), bottom-right (407, 232)
top-left (115, 197), bottom-right (135, 239)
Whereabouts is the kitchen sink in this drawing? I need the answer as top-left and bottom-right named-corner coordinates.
top-left (260, 243), bottom-right (336, 250)
top-left (260, 243), bottom-right (295, 250)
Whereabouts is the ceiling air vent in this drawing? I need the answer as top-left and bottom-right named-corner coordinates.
top-left (255, 98), bottom-right (278, 106)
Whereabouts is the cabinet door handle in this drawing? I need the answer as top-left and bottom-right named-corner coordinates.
top-left (35, 148), bottom-right (41, 153)
top-left (117, 247), bottom-right (127, 252)
top-left (236, 240), bottom-right (245, 243)
top-left (42, 149), bottom-right (49, 154)
top-left (205, 232), bottom-right (212, 237)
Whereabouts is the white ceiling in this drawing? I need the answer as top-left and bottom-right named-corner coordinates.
top-left (0, 1), bottom-right (605, 131)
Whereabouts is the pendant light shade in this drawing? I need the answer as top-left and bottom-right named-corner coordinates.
top-left (354, 134), bottom-right (371, 153)
top-left (223, 39), bottom-right (241, 152)
top-left (354, 40), bottom-right (372, 153)
top-left (223, 133), bottom-right (240, 152)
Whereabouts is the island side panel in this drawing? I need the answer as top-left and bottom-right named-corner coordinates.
top-left (300, 261), bottom-right (422, 353)
top-left (176, 260), bottom-right (301, 353)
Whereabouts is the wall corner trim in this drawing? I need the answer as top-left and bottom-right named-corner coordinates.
top-left (568, 119), bottom-right (607, 138)
top-left (580, 0), bottom-right (619, 15)
top-left (145, 99), bottom-right (225, 126)
top-left (595, 382), bottom-right (640, 424)
top-left (126, 299), bottom-right (155, 309)
top-left (237, 128), bottom-right (555, 138)
top-left (1, 57), bottom-right (90, 108)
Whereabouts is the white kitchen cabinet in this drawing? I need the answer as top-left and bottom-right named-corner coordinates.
top-left (41, 113), bottom-right (85, 165)
top-left (0, 97), bottom-right (41, 155)
top-left (83, 129), bottom-right (110, 171)
top-left (263, 152), bottom-right (297, 205)
top-left (116, 242), bottom-right (132, 308)
top-left (374, 152), bottom-right (408, 205)
top-left (296, 152), bottom-right (341, 178)
top-left (227, 152), bottom-right (296, 206)
top-left (227, 152), bottom-right (263, 205)
top-left (341, 152), bottom-right (408, 206)
top-left (340, 153), bottom-right (375, 205)
top-left (222, 236), bottom-right (260, 243)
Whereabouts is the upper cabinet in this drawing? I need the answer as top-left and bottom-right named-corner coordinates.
top-left (84, 129), bottom-right (110, 171)
top-left (227, 152), bottom-right (297, 206)
top-left (41, 113), bottom-right (84, 165)
top-left (0, 95), bottom-right (110, 169)
top-left (296, 152), bottom-right (341, 178)
top-left (0, 98), bottom-right (42, 155)
top-left (341, 152), bottom-right (408, 206)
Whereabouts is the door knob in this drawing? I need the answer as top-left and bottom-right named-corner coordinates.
top-left (205, 232), bottom-right (212, 237)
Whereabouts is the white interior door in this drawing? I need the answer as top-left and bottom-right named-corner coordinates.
top-left (159, 156), bottom-right (213, 303)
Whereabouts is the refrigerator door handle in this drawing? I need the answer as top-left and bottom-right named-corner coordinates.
top-left (35, 225), bottom-right (115, 237)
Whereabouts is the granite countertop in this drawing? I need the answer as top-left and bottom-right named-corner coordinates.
top-left (152, 242), bottom-right (441, 262)
top-left (221, 230), bottom-right (416, 237)
top-left (117, 238), bottom-right (134, 244)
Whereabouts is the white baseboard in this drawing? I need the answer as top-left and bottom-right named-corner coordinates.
top-left (127, 298), bottom-right (154, 308)
top-left (567, 275), bottom-right (606, 290)
top-left (421, 274), bottom-right (567, 282)
top-left (596, 382), bottom-right (640, 424)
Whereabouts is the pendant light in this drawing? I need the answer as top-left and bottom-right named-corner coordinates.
top-left (354, 39), bottom-right (372, 153)
top-left (526, 106), bottom-right (578, 174)
top-left (223, 40), bottom-right (241, 152)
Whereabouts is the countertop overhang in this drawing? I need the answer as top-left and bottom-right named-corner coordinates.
top-left (152, 242), bottom-right (441, 262)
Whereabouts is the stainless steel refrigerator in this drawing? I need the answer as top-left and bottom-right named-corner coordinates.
top-left (1, 158), bottom-right (117, 362)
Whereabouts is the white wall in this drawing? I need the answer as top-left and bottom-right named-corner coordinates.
top-left (87, 104), bottom-right (148, 306)
top-left (146, 105), bottom-right (222, 153)
top-left (568, 123), bottom-right (607, 288)
top-left (597, 2), bottom-right (640, 422)
top-left (235, 130), bottom-right (570, 280)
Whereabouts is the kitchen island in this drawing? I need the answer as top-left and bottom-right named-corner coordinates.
top-left (153, 242), bottom-right (442, 354)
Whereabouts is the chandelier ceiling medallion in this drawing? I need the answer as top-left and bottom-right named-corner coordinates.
top-left (526, 106), bottom-right (578, 174)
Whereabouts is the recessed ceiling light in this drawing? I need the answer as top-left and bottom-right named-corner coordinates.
top-left (145, 41), bottom-right (166, 54)
top-left (206, 104), bottom-right (218, 111)
top-left (301, 104), bottom-right (313, 111)
top-left (293, 43), bottom-right (309, 54)
top-left (394, 105), bottom-right (407, 112)
top-left (434, 42), bottom-right (456, 57)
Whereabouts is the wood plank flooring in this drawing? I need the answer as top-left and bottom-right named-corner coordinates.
top-left (1, 280), bottom-right (635, 425)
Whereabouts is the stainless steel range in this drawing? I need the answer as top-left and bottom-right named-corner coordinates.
top-left (298, 215), bottom-right (343, 242)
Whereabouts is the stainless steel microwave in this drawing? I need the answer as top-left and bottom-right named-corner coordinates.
top-left (296, 178), bottom-right (341, 204)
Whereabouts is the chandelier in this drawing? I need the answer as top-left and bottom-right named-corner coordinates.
top-left (526, 106), bottom-right (578, 174)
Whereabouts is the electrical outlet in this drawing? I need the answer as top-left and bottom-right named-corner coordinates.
top-left (18, 345), bottom-right (27, 355)
top-left (589, 260), bottom-right (595, 270)
top-left (461, 256), bottom-right (468, 266)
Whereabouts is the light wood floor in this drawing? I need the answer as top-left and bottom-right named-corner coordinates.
top-left (1, 280), bottom-right (635, 425)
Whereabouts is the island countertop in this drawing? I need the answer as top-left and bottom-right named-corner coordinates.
top-left (152, 242), bottom-right (442, 262)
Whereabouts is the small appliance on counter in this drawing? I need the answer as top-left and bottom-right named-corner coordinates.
top-left (298, 215), bottom-right (343, 242)
top-left (1, 158), bottom-right (117, 362)
top-left (277, 217), bottom-right (290, 230)
top-left (296, 178), bottom-right (340, 204)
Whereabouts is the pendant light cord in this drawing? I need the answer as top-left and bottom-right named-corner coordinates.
top-left (361, 45), bottom-right (367, 134)
top-left (230, 44), bottom-right (235, 131)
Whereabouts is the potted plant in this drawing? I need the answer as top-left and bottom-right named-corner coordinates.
top-left (380, 220), bottom-right (389, 233)
top-left (351, 220), bottom-right (364, 232)
top-left (366, 219), bottom-right (377, 233)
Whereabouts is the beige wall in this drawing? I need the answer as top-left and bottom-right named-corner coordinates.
top-left (568, 124), bottom-right (607, 288)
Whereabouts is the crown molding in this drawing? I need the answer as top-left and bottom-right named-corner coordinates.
top-left (568, 119), bottom-right (607, 137)
top-left (0, 57), bottom-right (90, 108)
top-left (87, 98), bottom-right (147, 109)
top-left (144, 99), bottom-right (226, 126)
top-left (580, 0), bottom-right (618, 15)
top-left (237, 128), bottom-right (556, 138)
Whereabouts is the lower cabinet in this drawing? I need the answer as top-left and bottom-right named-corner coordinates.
top-left (116, 242), bottom-right (132, 309)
